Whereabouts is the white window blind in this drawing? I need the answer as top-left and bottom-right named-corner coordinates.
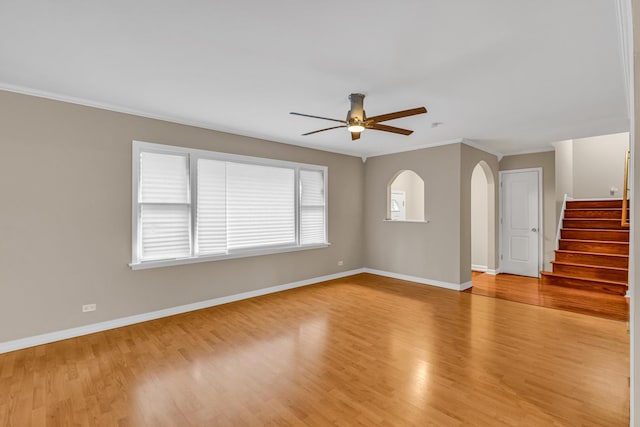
top-left (300, 169), bottom-right (326, 245)
top-left (227, 162), bottom-right (295, 249)
top-left (132, 141), bottom-right (328, 268)
top-left (138, 152), bottom-right (191, 261)
top-left (196, 159), bottom-right (227, 255)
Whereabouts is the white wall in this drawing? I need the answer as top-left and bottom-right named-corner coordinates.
top-left (554, 139), bottom-right (574, 217)
top-left (573, 133), bottom-right (630, 198)
top-left (471, 165), bottom-right (489, 269)
top-left (555, 133), bottom-right (630, 201)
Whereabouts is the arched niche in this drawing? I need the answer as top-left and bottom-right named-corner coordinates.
top-left (387, 170), bottom-right (425, 221)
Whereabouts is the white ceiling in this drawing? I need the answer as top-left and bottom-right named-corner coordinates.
top-left (0, 0), bottom-right (630, 158)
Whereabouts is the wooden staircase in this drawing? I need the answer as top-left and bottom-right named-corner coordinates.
top-left (541, 199), bottom-right (629, 295)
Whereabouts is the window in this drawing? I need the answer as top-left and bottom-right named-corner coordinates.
top-left (131, 141), bottom-right (328, 269)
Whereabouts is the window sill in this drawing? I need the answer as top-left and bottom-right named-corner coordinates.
top-left (129, 243), bottom-right (331, 270)
top-left (383, 219), bottom-right (430, 223)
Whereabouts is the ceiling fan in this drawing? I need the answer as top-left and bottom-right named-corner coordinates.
top-left (290, 93), bottom-right (427, 141)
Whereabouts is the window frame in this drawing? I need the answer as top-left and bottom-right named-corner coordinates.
top-left (131, 140), bottom-right (329, 270)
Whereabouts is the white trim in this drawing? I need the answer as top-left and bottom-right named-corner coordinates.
top-left (614, 0), bottom-right (632, 115)
top-left (471, 266), bottom-right (498, 275)
top-left (461, 139), bottom-right (504, 161)
top-left (0, 84), bottom-right (562, 161)
top-left (383, 219), bottom-right (430, 223)
top-left (500, 146), bottom-right (555, 157)
top-left (0, 268), bottom-right (365, 354)
top-left (365, 138), bottom-right (509, 162)
top-left (624, 0), bottom-right (636, 419)
top-left (0, 83), bottom-right (368, 159)
top-left (365, 138), bottom-right (465, 158)
top-left (363, 268), bottom-right (473, 291)
top-left (0, 267), bottom-right (479, 354)
top-left (498, 167), bottom-right (544, 278)
top-left (131, 141), bottom-right (329, 268)
top-left (130, 243), bottom-right (331, 270)
top-left (555, 194), bottom-right (572, 250)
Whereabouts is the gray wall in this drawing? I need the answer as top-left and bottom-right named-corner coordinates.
top-left (364, 144), bottom-right (463, 284)
top-left (499, 151), bottom-right (556, 271)
top-left (0, 90), bottom-right (365, 342)
top-left (363, 143), bottom-right (499, 285)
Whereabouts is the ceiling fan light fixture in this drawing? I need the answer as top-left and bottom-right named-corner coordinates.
top-left (347, 117), bottom-right (365, 133)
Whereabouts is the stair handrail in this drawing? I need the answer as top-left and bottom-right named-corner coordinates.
top-left (555, 193), bottom-right (571, 250)
top-left (622, 149), bottom-right (630, 228)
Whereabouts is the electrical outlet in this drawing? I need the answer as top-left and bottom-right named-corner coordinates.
top-left (338, 260), bottom-right (344, 266)
top-left (82, 304), bottom-right (96, 313)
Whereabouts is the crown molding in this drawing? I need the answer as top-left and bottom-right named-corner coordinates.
top-left (460, 139), bottom-right (504, 161)
top-left (0, 83), bottom-right (368, 159)
top-left (364, 138), bottom-right (465, 159)
top-left (500, 146), bottom-right (555, 157)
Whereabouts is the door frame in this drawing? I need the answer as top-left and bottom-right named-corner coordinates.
top-left (498, 167), bottom-right (543, 277)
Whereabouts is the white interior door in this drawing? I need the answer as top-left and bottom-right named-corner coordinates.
top-left (391, 191), bottom-right (406, 220)
top-left (501, 170), bottom-right (540, 277)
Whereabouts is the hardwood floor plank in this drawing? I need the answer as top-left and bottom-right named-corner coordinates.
top-left (468, 271), bottom-right (629, 321)
top-left (0, 273), bottom-right (630, 426)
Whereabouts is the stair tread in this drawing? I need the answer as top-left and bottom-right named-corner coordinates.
top-left (564, 218), bottom-right (622, 222)
top-left (550, 261), bottom-right (628, 271)
top-left (565, 216), bottom-right (622, 221)
top-left (561, 228), bottom-right (629, 232)
top-left (554, 250), bottom-right (629, 258)
top-left (561, 239), bottom-right (628, 245)
top-left (540, 271), bottom-right (628, 286)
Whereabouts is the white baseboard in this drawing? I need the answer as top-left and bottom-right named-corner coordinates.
top-left (1, 267), bottom-right (477, 354)
top-left (363, 268), bottom-right (472, 291)
top-left (0, 268), bottom-right (365, 355)
top-left (472, 265), bottom-right (499, 275)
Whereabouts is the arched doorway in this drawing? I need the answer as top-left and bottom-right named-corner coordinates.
top-left (471, 161), bottom-right (496, 273)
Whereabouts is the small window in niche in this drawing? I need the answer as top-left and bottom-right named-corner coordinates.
top-left (387, 170), bottom-right (425, 221)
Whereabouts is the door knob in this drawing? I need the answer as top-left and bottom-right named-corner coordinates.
top-left (531, 227), bottom-right (537, 232)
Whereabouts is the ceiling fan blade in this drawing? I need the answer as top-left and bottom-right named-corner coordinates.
top-left (368, 123), bottom-right (414, 135)
top-left (366, 107), bottom-right (427, 124)
top-left (290, 112), bottom-right (346, 124)
top-left (351, 131), bottom-right (361, 141)
top-left (302, 125), bottom-right (347, 136)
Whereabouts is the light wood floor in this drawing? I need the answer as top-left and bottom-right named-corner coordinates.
top-left (0, 273), bottom-right (630, 426)
top-left (468, 271), bottom-right (629, 322)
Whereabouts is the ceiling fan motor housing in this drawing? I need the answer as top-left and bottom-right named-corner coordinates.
top-left (347, 93), bottom-right (366, 126)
